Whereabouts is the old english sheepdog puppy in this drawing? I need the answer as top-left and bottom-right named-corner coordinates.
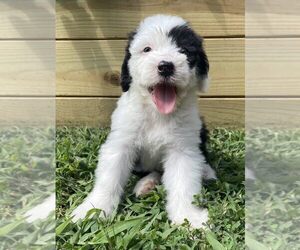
top-left (71, 14), bottom-right (217, 228)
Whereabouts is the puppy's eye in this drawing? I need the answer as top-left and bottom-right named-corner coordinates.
top-left (143, 47), bottom-right (152, 53)
top-left (179, 48), bottom-right (188, 54)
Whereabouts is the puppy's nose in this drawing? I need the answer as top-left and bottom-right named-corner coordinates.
top-left (158, 61), bottom-right (174, 77)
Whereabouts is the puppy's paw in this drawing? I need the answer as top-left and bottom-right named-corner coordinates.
top-left (71, 197), bottom-right (113, 222)
top-left (169, 206), bottom-right (208, 229)
top-left (134, 172), bottom-right (161, 197)
top-left (245, 167), bottom-right (256, 180)
top-left (24, 194), bottom-right (55, 223)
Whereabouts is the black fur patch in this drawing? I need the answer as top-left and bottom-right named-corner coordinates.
top-left (132, 169), bottom-right (151, 178)
top-left (168, 25), bottom-right (209, 79)
top-left (199, 119), bottom-right (209, 161)
top-left (120, 31), bottom-right (136, 92)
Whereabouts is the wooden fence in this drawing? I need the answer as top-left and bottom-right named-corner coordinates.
top-left (56, 0), bottom-right (245, 128)
top-left (4, 1), bottom-right (297, 128)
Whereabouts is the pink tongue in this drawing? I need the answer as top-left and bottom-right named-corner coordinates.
top-left (151, 84), bottom-right (176, 114)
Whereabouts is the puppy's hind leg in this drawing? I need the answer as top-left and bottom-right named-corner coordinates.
top-left (133, 171), bottom-right (161, 197)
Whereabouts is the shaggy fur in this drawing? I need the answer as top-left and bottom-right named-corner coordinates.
top-left (71, 15), bottom-right (216, 228)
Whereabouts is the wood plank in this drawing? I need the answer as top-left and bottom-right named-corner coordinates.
top-left (246, 0), bottom-right (300, 37)
top-left (3, 97), bottom-right (298, 128)
top-left (56, 97), bottom-right (245, 128)
top-left (246, 98), bottom-right (300, 128)
top-left (0, 1), bottom-right (55, 39)
top-left (0, 98), bottom-right (55, 126)
top-left (0, 41), bottom-right (55, 96)
top-left (56, 0), bottom-right (244, 39)
top-left (56, 39), bottom-right (244, 97)
top-left (246, 38), bottom-right (300, 96)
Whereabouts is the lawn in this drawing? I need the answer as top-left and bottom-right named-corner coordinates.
top-left (1, 127), bottom-right (298, 249)
top-left (0, 127), bottom-right (245, 249)
top-left (0, 127), bottom-right (55, 250)
top-left (56, 127), bottom-right (245, 249)
top-left (246, 129), bottom-right (300, 249)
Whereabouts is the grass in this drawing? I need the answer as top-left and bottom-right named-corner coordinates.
top-left (246, 129), bottom-right (300, 249)
top-left (0, 126), bottom-right (245, 249)
top-left (56, 127), bottom-right (245, 249)
top-left (0, 127), bottom-right (55, 250)
top-left (1, 127), bottom-right (298, 249)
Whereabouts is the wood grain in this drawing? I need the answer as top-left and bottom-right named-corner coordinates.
top-left (246, 98), bottom-right (300, 128)
top-left (56, 0), bottom-right (244, 39)
top-left (0, 98), bottom-right (55, 126)
top-left (3, 97), bottom-right (299, 128)
top-left (0, 41), bottom-right (55, 96)
top-left (56, 97), bottom-right (245, 128)
top-left (0, 1), bottom-right (55, 39)
top-left (246, 38), bottom-right (300, 96)
top-left (246, 0), bottom-right (300, 37)
top-left (56, 38), bottom-right (244, 97)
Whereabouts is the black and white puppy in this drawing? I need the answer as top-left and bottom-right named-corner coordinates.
top-left (71, 15), bottom-right (216, 228)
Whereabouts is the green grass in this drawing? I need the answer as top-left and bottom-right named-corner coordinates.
top-left (246, 129), bottom-right (300, 249)
top-left (2, 127), bottom-right (298, 249)
top-left (0, 127), bottom-right (245, 249)
top-left (0, 127), bottom-right (55, 250)
top-left (56, 127), bottom-right (245, 249)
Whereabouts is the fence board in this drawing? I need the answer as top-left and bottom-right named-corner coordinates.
top-left (56, 0), bottom-right (244, 39)
top-left (0, 41), bottom-right (55, 96)
top-left (56, 97), bottom-right (245, 128)
top-left (0, 98), bottom-right (55, 126)
top-left (0, 1), bottom-right (55, 39)
top-left (246, 0), bottom-right (300, 37)
top-left (246, 38), bottom-right (300, 96)
top-left (57, 38), bottom-right (244, 97)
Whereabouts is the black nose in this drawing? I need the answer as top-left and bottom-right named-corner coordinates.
top-left (158, 61), bottom-right (175, 77)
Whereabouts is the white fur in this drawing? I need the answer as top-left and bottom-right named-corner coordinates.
top-left (25, 15), bottom-right (214, 228)
top-left (72, 15), bottom-right (213, 228)
top-left (24, 193), bottom-right (55, 223)
top-left (246, 167), bottom-right (256, 180)
top-left (129, 17), bottom-right (194, 104)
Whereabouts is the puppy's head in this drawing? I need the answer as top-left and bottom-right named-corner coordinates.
top-left (121, 15), bottom-right (209, 114)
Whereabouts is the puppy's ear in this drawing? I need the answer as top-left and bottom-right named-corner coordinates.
top-left (194, 36), bottom-right (209, 92)
top-left (168, 25), bottom-right (209, 92)
top-left (120, 31), bottom-right (136, 92)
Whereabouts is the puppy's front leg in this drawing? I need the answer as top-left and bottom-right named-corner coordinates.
top-left (163, 148), bottom-right (208, 228)
top-left (72, 136), bottom-right (136, 222)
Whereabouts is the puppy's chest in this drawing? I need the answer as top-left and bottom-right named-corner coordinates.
top-left (137, 124), bottom-right (169, 170)
top-left (134, 119), bottom-right (172, 160)
top-left (139, 117), bottom-right (173, 146)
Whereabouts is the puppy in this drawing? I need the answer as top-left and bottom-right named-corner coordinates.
top-left (72, 14), bottom-right (216, 228)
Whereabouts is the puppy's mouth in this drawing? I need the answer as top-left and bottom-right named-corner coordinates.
top-left (148, 83), bottom-right (177, 115)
